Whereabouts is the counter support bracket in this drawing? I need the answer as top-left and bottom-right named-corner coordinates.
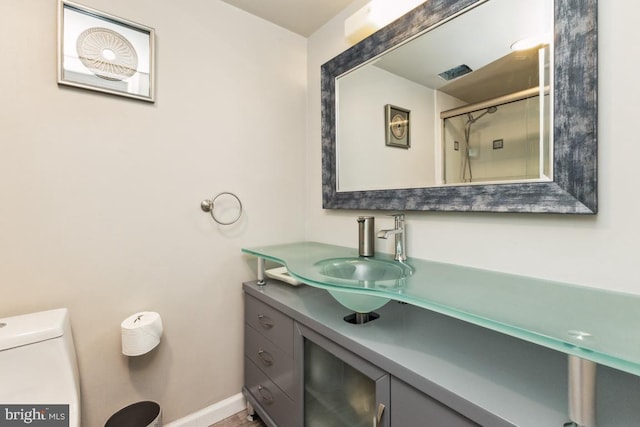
top-left (257, 258), bottom-right (266, 287)
top-left (568, 355), bottom-right (596, 427)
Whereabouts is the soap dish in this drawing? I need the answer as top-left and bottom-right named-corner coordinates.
top-left (265, 266), bottom-right (302, 286)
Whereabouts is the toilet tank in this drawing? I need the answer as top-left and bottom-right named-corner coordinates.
top-left (0, 308), bottom-right (80, 427)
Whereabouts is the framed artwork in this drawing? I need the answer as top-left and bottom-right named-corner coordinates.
top-left (385, 104), bottom-right (410, 148)
top-left (57, 0), bottom-right (155, 102)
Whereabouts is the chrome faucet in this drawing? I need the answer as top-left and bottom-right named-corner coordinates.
top-left (377, 214), bottom-right (406, 261)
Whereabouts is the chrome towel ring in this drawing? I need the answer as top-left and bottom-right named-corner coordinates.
top-left (200, 192), bottom-right (243, 225)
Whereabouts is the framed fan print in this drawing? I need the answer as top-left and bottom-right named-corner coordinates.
top-left (58, 1), bottom-right (155, 102)
top-left (385, 104), bottom-right (410, 148)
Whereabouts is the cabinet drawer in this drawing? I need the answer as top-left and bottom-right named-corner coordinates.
top-left (245, 357), bottom-right (296, 427)
top-left (245, 324), bottom-right (295, 399)
top-left (245, 294), bottom-right (293, 355)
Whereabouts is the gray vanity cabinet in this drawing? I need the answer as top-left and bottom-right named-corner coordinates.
top-left (390, 378), bottom-right (479, 427)
top-left (243, 283), bottom-right (496, 427)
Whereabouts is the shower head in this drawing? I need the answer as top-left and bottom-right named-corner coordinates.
top-left (467, 106), bottom-right (498, 124)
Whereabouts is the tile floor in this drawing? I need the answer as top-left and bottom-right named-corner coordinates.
top-left (210, 410), bottom-right (266, 427)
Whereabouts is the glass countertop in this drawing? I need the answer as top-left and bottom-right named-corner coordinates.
top-left (243, 242), bottom-right (640, 376)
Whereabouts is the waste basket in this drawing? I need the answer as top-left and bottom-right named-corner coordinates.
top-left (105, 401), bottom-right (161, 427)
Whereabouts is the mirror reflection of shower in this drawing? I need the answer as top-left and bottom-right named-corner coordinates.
top-left (442, 90), bottom-right (551, 185)
top-left (462, 106), bottom-right (497, 182)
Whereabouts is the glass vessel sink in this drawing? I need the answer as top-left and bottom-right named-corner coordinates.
top-left (325, 290), bottom-right (390, 313)
top-left (315, 257), bottom-right (413, 282)
top-left (314, 257), bottom-right (413, 312)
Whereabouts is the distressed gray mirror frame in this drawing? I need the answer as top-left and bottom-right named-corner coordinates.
top-left (321, 0), bottom-right (597, 213)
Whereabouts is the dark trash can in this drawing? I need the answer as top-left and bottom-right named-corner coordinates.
top-left (105, 401), bottom-right (162, 427)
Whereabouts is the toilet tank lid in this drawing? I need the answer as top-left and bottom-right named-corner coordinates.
top-left (0, 308), bottom-right (69, 352)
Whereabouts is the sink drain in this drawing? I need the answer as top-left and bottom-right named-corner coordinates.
top-left (344, 312), bottom-right (379, 325)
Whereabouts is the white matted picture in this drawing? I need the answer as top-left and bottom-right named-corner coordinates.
top-left (57, 0), bottom-right (155, 102)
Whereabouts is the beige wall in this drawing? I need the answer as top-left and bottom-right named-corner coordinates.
top-left (306, 1), bottom-right (640, 295)
top-left (0, 1), bottom-right (306, 425)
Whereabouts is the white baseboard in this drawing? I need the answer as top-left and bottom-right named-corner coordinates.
top-left (163, 393), bottom-right (246, 427)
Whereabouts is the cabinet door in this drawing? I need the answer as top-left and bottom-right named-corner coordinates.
top-left (298, 324), bottom-right (389, 427)
top-left (391, 378), bottom-right (479, 427)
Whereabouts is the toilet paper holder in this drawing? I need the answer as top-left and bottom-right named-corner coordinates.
top-left (121, 311), bottom-right (163, 357)
top-left (200, 191), bottom-right (243, 225)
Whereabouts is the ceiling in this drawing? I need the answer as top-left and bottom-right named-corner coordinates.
top-left (220, 0), bottom-right (355, 37)
top-left (374, 0), bottom-right (549, 103)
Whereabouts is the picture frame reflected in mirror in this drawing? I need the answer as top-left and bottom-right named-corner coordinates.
top-left (385, 104), bottom-right (411, 149)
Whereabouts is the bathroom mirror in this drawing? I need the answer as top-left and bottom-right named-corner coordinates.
top-left (321, 0), bottom-right (597, 213)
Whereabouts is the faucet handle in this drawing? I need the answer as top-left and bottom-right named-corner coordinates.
top-left (389, 213), bottom-right (405, 227)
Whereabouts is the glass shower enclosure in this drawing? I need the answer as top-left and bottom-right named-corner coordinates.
top-left (441, 45), bottom-right (552, 186)
top-left (442, 92), bottom-right (551, 185)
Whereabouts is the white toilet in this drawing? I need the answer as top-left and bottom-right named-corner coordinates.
top-left (0, 308), bottom-right (80, 426)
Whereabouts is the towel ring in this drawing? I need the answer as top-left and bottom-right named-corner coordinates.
top-left (200, 192), bottom-right (243, 225)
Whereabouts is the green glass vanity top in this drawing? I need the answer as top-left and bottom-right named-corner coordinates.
top-left (243, 242), bottom-right (640, 376)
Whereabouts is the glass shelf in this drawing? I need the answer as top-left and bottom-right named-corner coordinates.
top-left (243, 242), bottom-right (640, 377)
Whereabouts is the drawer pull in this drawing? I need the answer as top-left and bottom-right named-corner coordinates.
top-left (257, 348), bottom-right (274, 366)
top-left (257, 314), bottom-right (274, 329)
top-left (257, 385), bottom-right (274, 403)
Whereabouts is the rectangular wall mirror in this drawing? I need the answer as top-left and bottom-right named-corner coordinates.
top-left (321, 0), bottom-right (597, 213)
